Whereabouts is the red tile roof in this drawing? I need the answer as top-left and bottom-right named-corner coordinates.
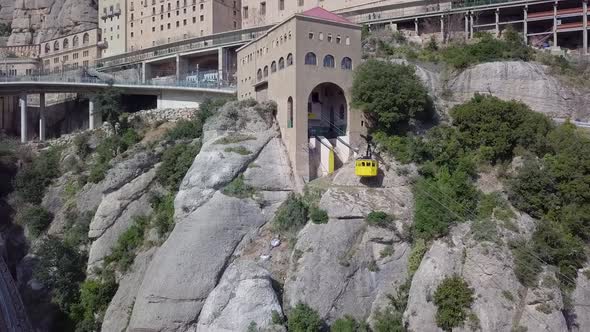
top-left (301, 7), bottom-right (352, 24)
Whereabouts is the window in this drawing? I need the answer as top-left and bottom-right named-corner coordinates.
top-left (200, 15), bottom-right (204, 21)
top-left (304, 52), bottom-right (316, 65)
top-left (243, 6), bottom-right (248, 18)
top-left (83, 60), bottom-right (89, 67)
top-left (278, 57), bottom-right (285, 69)
top-left (83, 33), bottom-right (90, 45)
top-left (286, 53), bottom-right (293, 66)
top-left (279, 0), bottom-right (284, 10)
top-left (336, 35), bottom-right (341, 44)
top-left (323, 55), bottom-right (335, 68)
top-left (319, 32), bottom-right (323, 40)
top-left (298, 0), bottom-right (304, 6)
top-left (341, 57), bottom-right (352, 70)
top-left (193, 17), bottom-right (196, 23)
top-left (53, 41), bottom-right (60, 51)
top-left (83, 50), bottom-right (89, 57)
top-left (131, 31), bottom-right (134, 37)
top-left (308, 32), bottom-right (313, 39)
top-left (263, 66), bottom-right (268, 77)
top-left (63, 38), bottom-right (69, 49)
top-left (260, 2), bottom-right (266, 15)
top-left (287, 97), bottom-right (293, 128)
top-left (73, 53), bottom-right (79, 59)
top-left (271, 61), bottom-right (277, 73)
top-left (45, 43), bottom-right (50, 53)
top-left (327, 34), bottom-right (332, 42)
top-left (257, 68), bottom-right (262, 81)
top-left (346, 36), bottom-right (350, 45)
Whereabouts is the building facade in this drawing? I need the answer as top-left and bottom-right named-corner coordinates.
top-left (39, 29), bottom-right (101, 73)
top-left (237, 7), bottom-right (363, 181)
top-left (100, 0), bottom-right (128, 57)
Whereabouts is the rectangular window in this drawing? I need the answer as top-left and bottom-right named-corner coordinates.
top-left (192, 17), bottom-right (196, 23)
top-left (200, 15), bottom-right (204, 21)
top-left (298, 0), bottom-right (304, 6)
top-left (243, 6), bottom-right (248, 18)
top-left (260, 2), bottom-right (266, 15)
top-left (279, 0), bottom-right (284, 11)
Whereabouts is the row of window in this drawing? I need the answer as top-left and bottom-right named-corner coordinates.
top-left (256, 53), bottom-right (294, 80)
top-left (243, 0), bottom-right (306, 19)
top-left (304, 53), bottom-right (353, 70)
top-left (44, 33), bottom-right (91, 54)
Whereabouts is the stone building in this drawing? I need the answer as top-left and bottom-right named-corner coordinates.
top-left (237, 7), bottom-right (363, 181)
top-left (40, 29), bottom-right (101, 73)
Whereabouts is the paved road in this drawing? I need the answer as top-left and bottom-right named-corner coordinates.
top-left (0, 256), bottom-right (32, 332)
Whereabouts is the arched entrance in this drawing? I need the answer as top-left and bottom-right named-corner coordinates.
top-left (307, 82), bottom-right (347, 139)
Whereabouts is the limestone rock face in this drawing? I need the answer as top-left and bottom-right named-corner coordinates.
top-left (8, 0), bottom-right (97, 46)
top-left (196, 260), bottom-right (283, 332)
top-left (447, 61), bottom-right (590, 121)
top-left (573, 268), bottom-right (590, 331)
top-left (127, 101), bottom-right (293, 332)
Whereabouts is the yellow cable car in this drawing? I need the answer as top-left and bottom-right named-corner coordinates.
top-left (355, 158), bottom-right (379, 177)
top-left (355, 134), bottom-right (379, 177)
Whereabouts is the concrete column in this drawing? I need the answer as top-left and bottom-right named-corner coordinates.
top-left (89, 100), bottom-right (98, 130)
top-left (39, 93), bottom-right (46, 141)
top-left (440, 15), bottom-right (445, 43)
top-left (218, 47), bottom-right (224, 83)
top-left (553, 3), bottom-right (558, 47)
top-left (584, 0), bottom-right (588, 55)
top-left (414, 18), bottom-right (419, 35)
top-left (470, 13), bottom-right (474, 38)
top-left (175, 54), bottom-right (180, 82)
top-left (524, 6), bottom-right (528, 45)
top-left (19, 94), bottom-right (26, 143)
top-left (465, 14), bottom-right (469, 39)
top-left (495, 9), bottom-right (500, 37)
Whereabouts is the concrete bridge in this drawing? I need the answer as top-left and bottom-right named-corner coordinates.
top-left (0, 71), bottom-right (236, 143)
top-left (0, 256), bottom-right (32, 332)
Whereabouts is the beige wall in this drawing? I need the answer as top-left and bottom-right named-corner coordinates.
top-left (238, 14), bottom-right (361, 180)
top-left (240, 0), bottom-right (439, 28)
top-left (100, 0), bottom-right (127, 57)
top-left (127, 0), bottom-right (241, 52)
top-left (40, 29), bottom-right (100, 73)
top-left (0, 59), bottom-right (40, 76)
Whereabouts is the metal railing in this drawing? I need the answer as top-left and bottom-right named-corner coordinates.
top-left (0, 69), bottom-right (237, 91)
top-left (97, 25), bottom-right (273, 69)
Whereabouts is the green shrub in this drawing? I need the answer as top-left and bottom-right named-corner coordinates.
top-left (69, 273), bottom-right (118, 330)
top-left (73, 133), bottom-right (91, 160)
top-left (373, 132), bottom-right (426, 164)
top-left (166, 118), bottom-right (204, 140)
top-left (224, 146), bottom-right (251, 155)
top-left (310, 206), bottom-right (329, 224)
top-left (330, 315), bottom-right (368, 332)
top-left (408, 239), bottom-right (427, 277)
top-left (152, 193), bottom-right (175, 236)
top-left (470, 218), bottom-right (497, 243)
top-left (366, 211), bottom-right (394, 228)
top-left (511, 241), bottom-right (542, 287)
top-left (287, 302), bottom-right (323, 332)
top-left (20, 206), bottom-right (53, 238)
top-left (120, 128), bottom-right (141, 150)
top-left (14, 146), bottom-right (62, 204)
top-left (271, 310), bottom-right (285, 325)
top-left (273, 194), bottom-right (308, 232)
top-left (477, 192), bottom-right (515, 222)
top-left (351, 60), bottom-right (433, 134)
top-left (92, 87), bottom-right (123, 125)
top-left (156, 143), bottom-right (201, 190)
top-left (433, 276), bottom-right (475, 331)
top-left (105, 215), bottom-right (149, 272)
top-left (88, 161), bottom-right (110, 183)
top-left (33, 236), bottom-right (87, 313)
top-left (373, 308), bottom-right (404, 332)
top-left (413, 168), bottom-right (478, 241)
top-left (63, 209), bottom-right (93, 248)
top-left (222, 175), bottom-right (255, 199)
top-left (380, 245), bottom-right (394, 258)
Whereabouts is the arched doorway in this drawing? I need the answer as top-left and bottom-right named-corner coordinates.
top-left (307, 82), bottom-right (347, 139)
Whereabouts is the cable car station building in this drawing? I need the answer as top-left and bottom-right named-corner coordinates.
top-left (237, 8), bottom-right (364, 181)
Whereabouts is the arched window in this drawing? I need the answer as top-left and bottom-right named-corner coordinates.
top-left (286, 53), bottom-right (293, 66)
top-left (72, 35), bottom-right (79, 47)
top-left (278, 57), bottom-right (285, 70)
top-left (271, 61), bottom-right (277, 73)
top-left (341, 57), bottom-right (353, 70)
top-left (45, 43), bottom-right (50, 53)
top-left (257, 69), bottom-right (262, 81)
top-left (63, 38), bottom-right (69, 49)
top-left (305, 52), bottom-right (316, 65)
top-left (53, 41), bottom-right (60, 51)
top-left (323, 55), bottom-right (335, 68)
top-left (83, 33), bottom-right (90, 45)
top-left (287, 97), bottom-right (293, 128)
top-left (263, 65), bottom-right (269, 77)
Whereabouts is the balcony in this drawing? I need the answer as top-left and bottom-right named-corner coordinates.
top-left (114, 8), bottom-right (121, 16)
top-left (97, 41), bottom-right (108, 49)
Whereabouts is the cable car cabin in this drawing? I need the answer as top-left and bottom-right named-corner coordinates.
top-left (355, 158), bottom-right (379, 177)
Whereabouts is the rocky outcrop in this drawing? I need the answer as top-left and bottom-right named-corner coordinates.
top-left (127, 101), bottom-right (294, 331)
top-left (8, 0), bottom-right (97, 46)
top-left (196, 260), bottom-right (283, 332)
top-left (283, 160), bottom-right (415, 323)
top-left (573, 268), bottom-right (590, 331)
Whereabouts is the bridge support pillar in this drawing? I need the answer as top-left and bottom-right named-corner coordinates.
top-left (553, 4), bottom-right (558, 47)
top-left (89, 100), bottom-right (101, 130)
top-left (440, 15), bottom-right (445, 43)
top-left (19, 94), bottom-right (27, 143)
top-left (495, 9), bottom-right (500, 37)
top-left (584, 0), bottom-right (588, 55)
top-left (39, 93), bottom-right (46, 141)
top-left (464, 14), bottom-right (469, 40)
top-left (218, 47), bottom-right (225, 83)
top-left (414, 18), bottom-right (419, 36)
top-left (523, 6), bottom-right (528, 45)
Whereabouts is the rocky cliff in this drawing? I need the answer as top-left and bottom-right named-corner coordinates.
top-left (7, 0), bottom-right (97, 46)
